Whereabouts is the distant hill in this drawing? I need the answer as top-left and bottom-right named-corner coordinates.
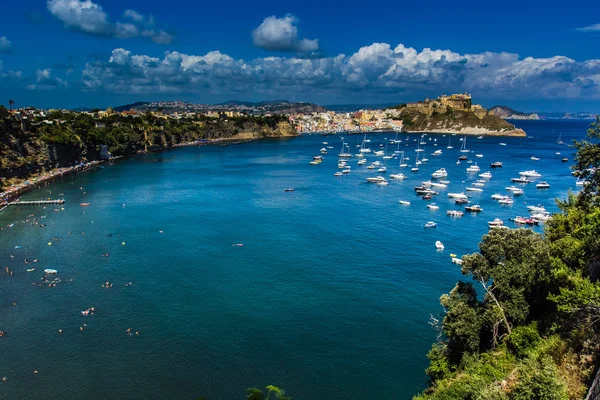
top-left (113, 102), bottom-right (151, 112)
top-left (535, 111), bottom-right (597, 120)
top-left (489, 105), bottom-right (540, 120)
top-left (325, 103), bottom-right (398, 112)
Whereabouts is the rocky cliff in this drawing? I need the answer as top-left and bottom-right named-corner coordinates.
top-left (401, 109), bottom-right (526, 136)
top-left (489, 105), bottom-right (540, 120)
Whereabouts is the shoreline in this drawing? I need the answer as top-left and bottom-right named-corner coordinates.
top-left (403, 128), bottom-right (526, 137)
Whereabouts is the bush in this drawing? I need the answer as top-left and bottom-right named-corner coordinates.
top-left (507, 322), bottom-right (541, 358)
top-left (426, 343), bottom-right (451, 382)
top-left (509, 356), bottom-right (568, 400)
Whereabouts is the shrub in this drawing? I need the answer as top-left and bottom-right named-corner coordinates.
top-left (507, 322), bottom-right (541, 358)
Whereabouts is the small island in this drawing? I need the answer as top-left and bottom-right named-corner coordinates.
top-left (388, 94), bottom-right (526, 137)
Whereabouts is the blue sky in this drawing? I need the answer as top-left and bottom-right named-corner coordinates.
top-left (1, 0), bottom-right (600, 111)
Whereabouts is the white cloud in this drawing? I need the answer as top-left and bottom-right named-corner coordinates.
top-left (252, 15), bottom-right (319, 54)
top-left (0, 36), bottom-right (12, 53)
top-left (79, 43), bottom-right (600, 101)
top-left (575, 23), bottom-right (600, 32)
top-left (47, 0), bottom-right (173, 43)
top-left (26, 68), bottom-right (67, 90)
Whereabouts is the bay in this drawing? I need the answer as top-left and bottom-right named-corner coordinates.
top-left (0, 120), bottom-right (590, 399)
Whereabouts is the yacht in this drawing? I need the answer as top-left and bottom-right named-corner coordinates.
top-left (447, 136), bottom-right (453, 149)
top-left (519, 170), bottom-right (542, 177)
top-left (448, 192), bottom-right (468, 200)
top-left (512, 177), bottom-right (531, 183)
top-left (367, 176), bottom-right (387, 183)
top-left (399, 151), bottom-right (408, 168)
top-left (490, 161), bottom-right (503, 168)
top-left (427, 204), bottom-right (440, 210)
top-left (334, 172), bottom-right (343, 177)
top-left (378, 166), bottom-right (387, 173)
top-left (479, 172), bottom-right (492, 179)
top-left (430, 182), bottom-right (447, 188)
top-left (358, 159), bottom-right (367, 165)
top-left (557, 132), bottom-right (565, 145)
top-left (475, 154), bottom-right (484, 158)
top-left (338, 141), bottom-right (352, 158)
top-left (466, 187), bottom-right (483, 192)
top-left (367, 164), bottom-right (375, 169)
top-left (531, 212), bottom-right (551, 223)
top-left (377, 180), bottom-right (389, 186)
top-left (432, 149), bottom-right (443, 156)
top-left (499, 143), bottom-right (507, 146)
top-left (499, 197), bottom-right (514, 205)
top-left (342, 169), bottom-right (351, 174)
top-left (512, 188), bottom-right (524, 196)
top-left (390, 173), bottom-right (406, 180)
top-left (431, 168), bottom-right (448, 179)
top-left (399, 200), bottom-right (411, 205)
top-left (359, 134), bottom-right (372, 153)
top-left (421, 157), bottom-right (429, 163)
top-left (536, 182), bottom-right (551, 189)
top-left (374, 150), bottom-right (385, 156)
top-left (424, 221), bottom-right (437, 228)
top-left (435, 241), bottom-right (444, 250)
top-left (530, 156), bottom-right (540, 161)
top-left (562, 157), bottom-right (568, 162)
top-left (466, 164), bottom-right (480, 173)
top-left (472, 182), bottom-right (486, 187)
top-left (488, 218), bottom-right (504, 227)
top-left (320, 148), bottom-right (327, 154)
top-left (491, 193), bottom-right (505, 200)
top-left (465, 204), bottom-right (483, 212)
top-left (446, 210), bottom-right (464, 217)
top-left (527, 205), bottom-right (547, 213)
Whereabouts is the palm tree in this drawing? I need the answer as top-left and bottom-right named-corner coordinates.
top-left (8, 100), bottom-right (14, 111)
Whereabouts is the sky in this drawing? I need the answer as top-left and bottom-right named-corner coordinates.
top-left (1, 0), bottom-right (600, 112)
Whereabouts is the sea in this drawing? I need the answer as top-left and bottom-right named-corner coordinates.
top-left (0, 119), bottom-right (592, 400)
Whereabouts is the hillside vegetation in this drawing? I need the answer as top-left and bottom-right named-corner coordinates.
top-left (415, 118), bottom-right (600, 399)
top-left (0, 107), bottom-right (295, 189)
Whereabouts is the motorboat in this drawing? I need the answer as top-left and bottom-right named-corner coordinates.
top-left (377, 181), bottom-right (389, 186)
top-left (448, 192), bottom-right (468, 199)
top-left (511, 177), bottom-right (531, 183)
top-left (411, 166), bottom-right (419, 172)
top-left (439, 180), bottom-right (450, 185)
top-left (342, 169), bottom-right (351, 174)
top-left (466, 187), bottom-right (483, 192)
top-left (334, 172), bottom-right (343, 177)
top-left (527, 205), bottom-right (547, 213)
top-left (479, 172), bottom-right (492, 179)
top-left (432, 150), bottom-right (443, 156)
top-left (435, 241), bottom-right (444, 250)
top-left (530, 156), bottom-right (540, 161)
top-left (562, 157), bottom-right (568, 162)
top-left (490, 161), bottom-right (503, 168)
top-left (475, 154), bottom-right (484, 158)
top-left (399, 200), bottom-right (411, 205)
top-left (427, 204), bottom-right (440, 210)
top-left (459, 155), bottom-right (468, 161)
top-left (446, 210), bottom-right (464, 217)
top-left (422, 194), bottom-right (432, 200)
top-left (512, 188), bottom-right (524, 196)
top-left (424, 221), bottom-right (437, 228)
top-left (452, 257), bottom-right (463, 265)
top-left (455, 198), bottom-right (469, 204)
top-left (499, 197), bottom-right (514, 205)
top-left (431, 169), bottom-right (448, 179)
top-left (44, 269), bottom-right (58, 274)
top-left (284, 188), bottom-right (295, 192)
top-left (511, 216), bottom-right (536, 225)
top-left (519, 170), bottom-right (542, 178)
top-left (472, 182), bottom-right (485, 188)
top-left (536, 182), bottom-right (551, 189)
top-left (358, 159), bottom-right (367, 165)
top-left (491, 193), bottom-right (505, 200)
top-left (367, 164), bottom-right (375, 169)
top-left (390, 173), bottom-right (406, 180)
top-left (320, 148), bottom-right (327, 154)
top-left (488, 218), bottom-right (504, 227)
top-left (466, 164), bottom-right (480, 173)
top-left (499, 143), bottom-right (507, 146)
top-left (460, 136), bottom-right (469, 153)
top-left (80, 203), bottom-right (91, 207)
top-left (421, 157), bottom-right (429, 163)
top-left (465, 204), bottom-right (483, 212)
top-left (367, 176), bottom-right (387, 183)
top-left (531, 212), bottom-right (551, 223)
top-left (378, 167), bottom-right (387, 173)
top-left (374, 150), bottom-right (385, 156)
top-left (430, 182), bottom-right (447, 188)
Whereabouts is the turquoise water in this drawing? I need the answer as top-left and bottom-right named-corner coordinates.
top-left (0, 120), bottom-right (590, 399)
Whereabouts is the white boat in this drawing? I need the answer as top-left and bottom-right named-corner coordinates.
top-left (446, 210), bottom-right (464, 217)
top-left (367, 165), bottom-right (375, 169)
top-left (435, 241), bottom-right (444, 250)
top-left (334, 172), bottom-right (343, 177)
top-left (512, 177), bottom-right (531, 183)
top-left (431, 168), bottom-right (448, 179)
top-left (460, 136), bottom-right (469, 153)
top-left (320, 148), bottom-right (327, 154)
top-left (358, 159), bottom-right (367, 165)
top-left (536, 182), bottom-right (551, 189)
top-left (377, 181), bottom-right (389, 186)
top-left (466, 187), bottom-right (483, 192)
top-left (424, 221), bottom-right (437, 228)
top-left (499, 197), bottom-right (514, 205)
top-left (527, 205), bottom-right (547, 213)
top-left (421, 157), bottom-right (429, 163)
top-left (439, 180), bottom-right (450, 185)
top-left (378, 167), bottom-right (387, 173)
top-left (338, 141), bottom-right (352, 158)
top-left (472, 182), bottom-right (485, 187)
top-left (479, 172), bottom-right (492, 179)
top-left (519, 170), bottom-right (542, 178)
top-left (448, 192), bottom-right (468, 199)
top-left (499, 143), bottom-right (507, 146)
top-left (427, 203), bottom-right (439, 210)
top-left (367, 176), bottom-right (387, 183)
top-left (359, 134), bottom-right (371, 153)
top-left (430, 182), bottom-right (447, 188)
top-left (488, 218), bottom-right (504, 227)
top-left (557, 132), bottom-right (565, 145)
top-left (475, 154), bottom-right (483, 158)
top-left (531, 212), bottom-right (551, 222)
top-left (322, 142), bottom-right (328, 145)
top-left (491, 193), bottom-right (504, 200)
top-left (399, 200), bottom-right (411, 205)
top-left (432, 150), bottom-right (443, 156)
top-left (44, 269), bottom-right (58, 274)
top-left (447, 136), bottom-right (453, 149)
top-left (390, 173), bottom-right (406, 180)
top-left (374, 150), bottom-right (385, 156)
top-left (411, 166), bottom-right (419, 172)
top-left (530, 156), bottom-right (540, 161)
top-left (466, 164), bottom-right (480, 173)
top-left (398, 151), bottom-right (408, 168)
top-left (342, 169), bottom-right (351, 174)
top-left (512, 188), bottom-right (524, 196)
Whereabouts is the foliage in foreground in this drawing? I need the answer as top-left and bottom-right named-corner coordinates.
top-left (416, 117), bottom-right (600, 399)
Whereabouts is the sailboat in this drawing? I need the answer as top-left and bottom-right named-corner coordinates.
top-left (338, 140), bottom-right (352, 158)
top-left (460, 136), bottom-right (469, 153)
top-left (447, 136), bottom-right (453, 149)
top-left (399, 151), bottom-right (408, 168)
top-left (359, 134), bottom-right (371, 153)
top-left (412, 151), bottom-right (420, 172)
top-left (557, 132), bottom-right (565, 145)
top-left (383, 143), bottom-right (393, 159)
